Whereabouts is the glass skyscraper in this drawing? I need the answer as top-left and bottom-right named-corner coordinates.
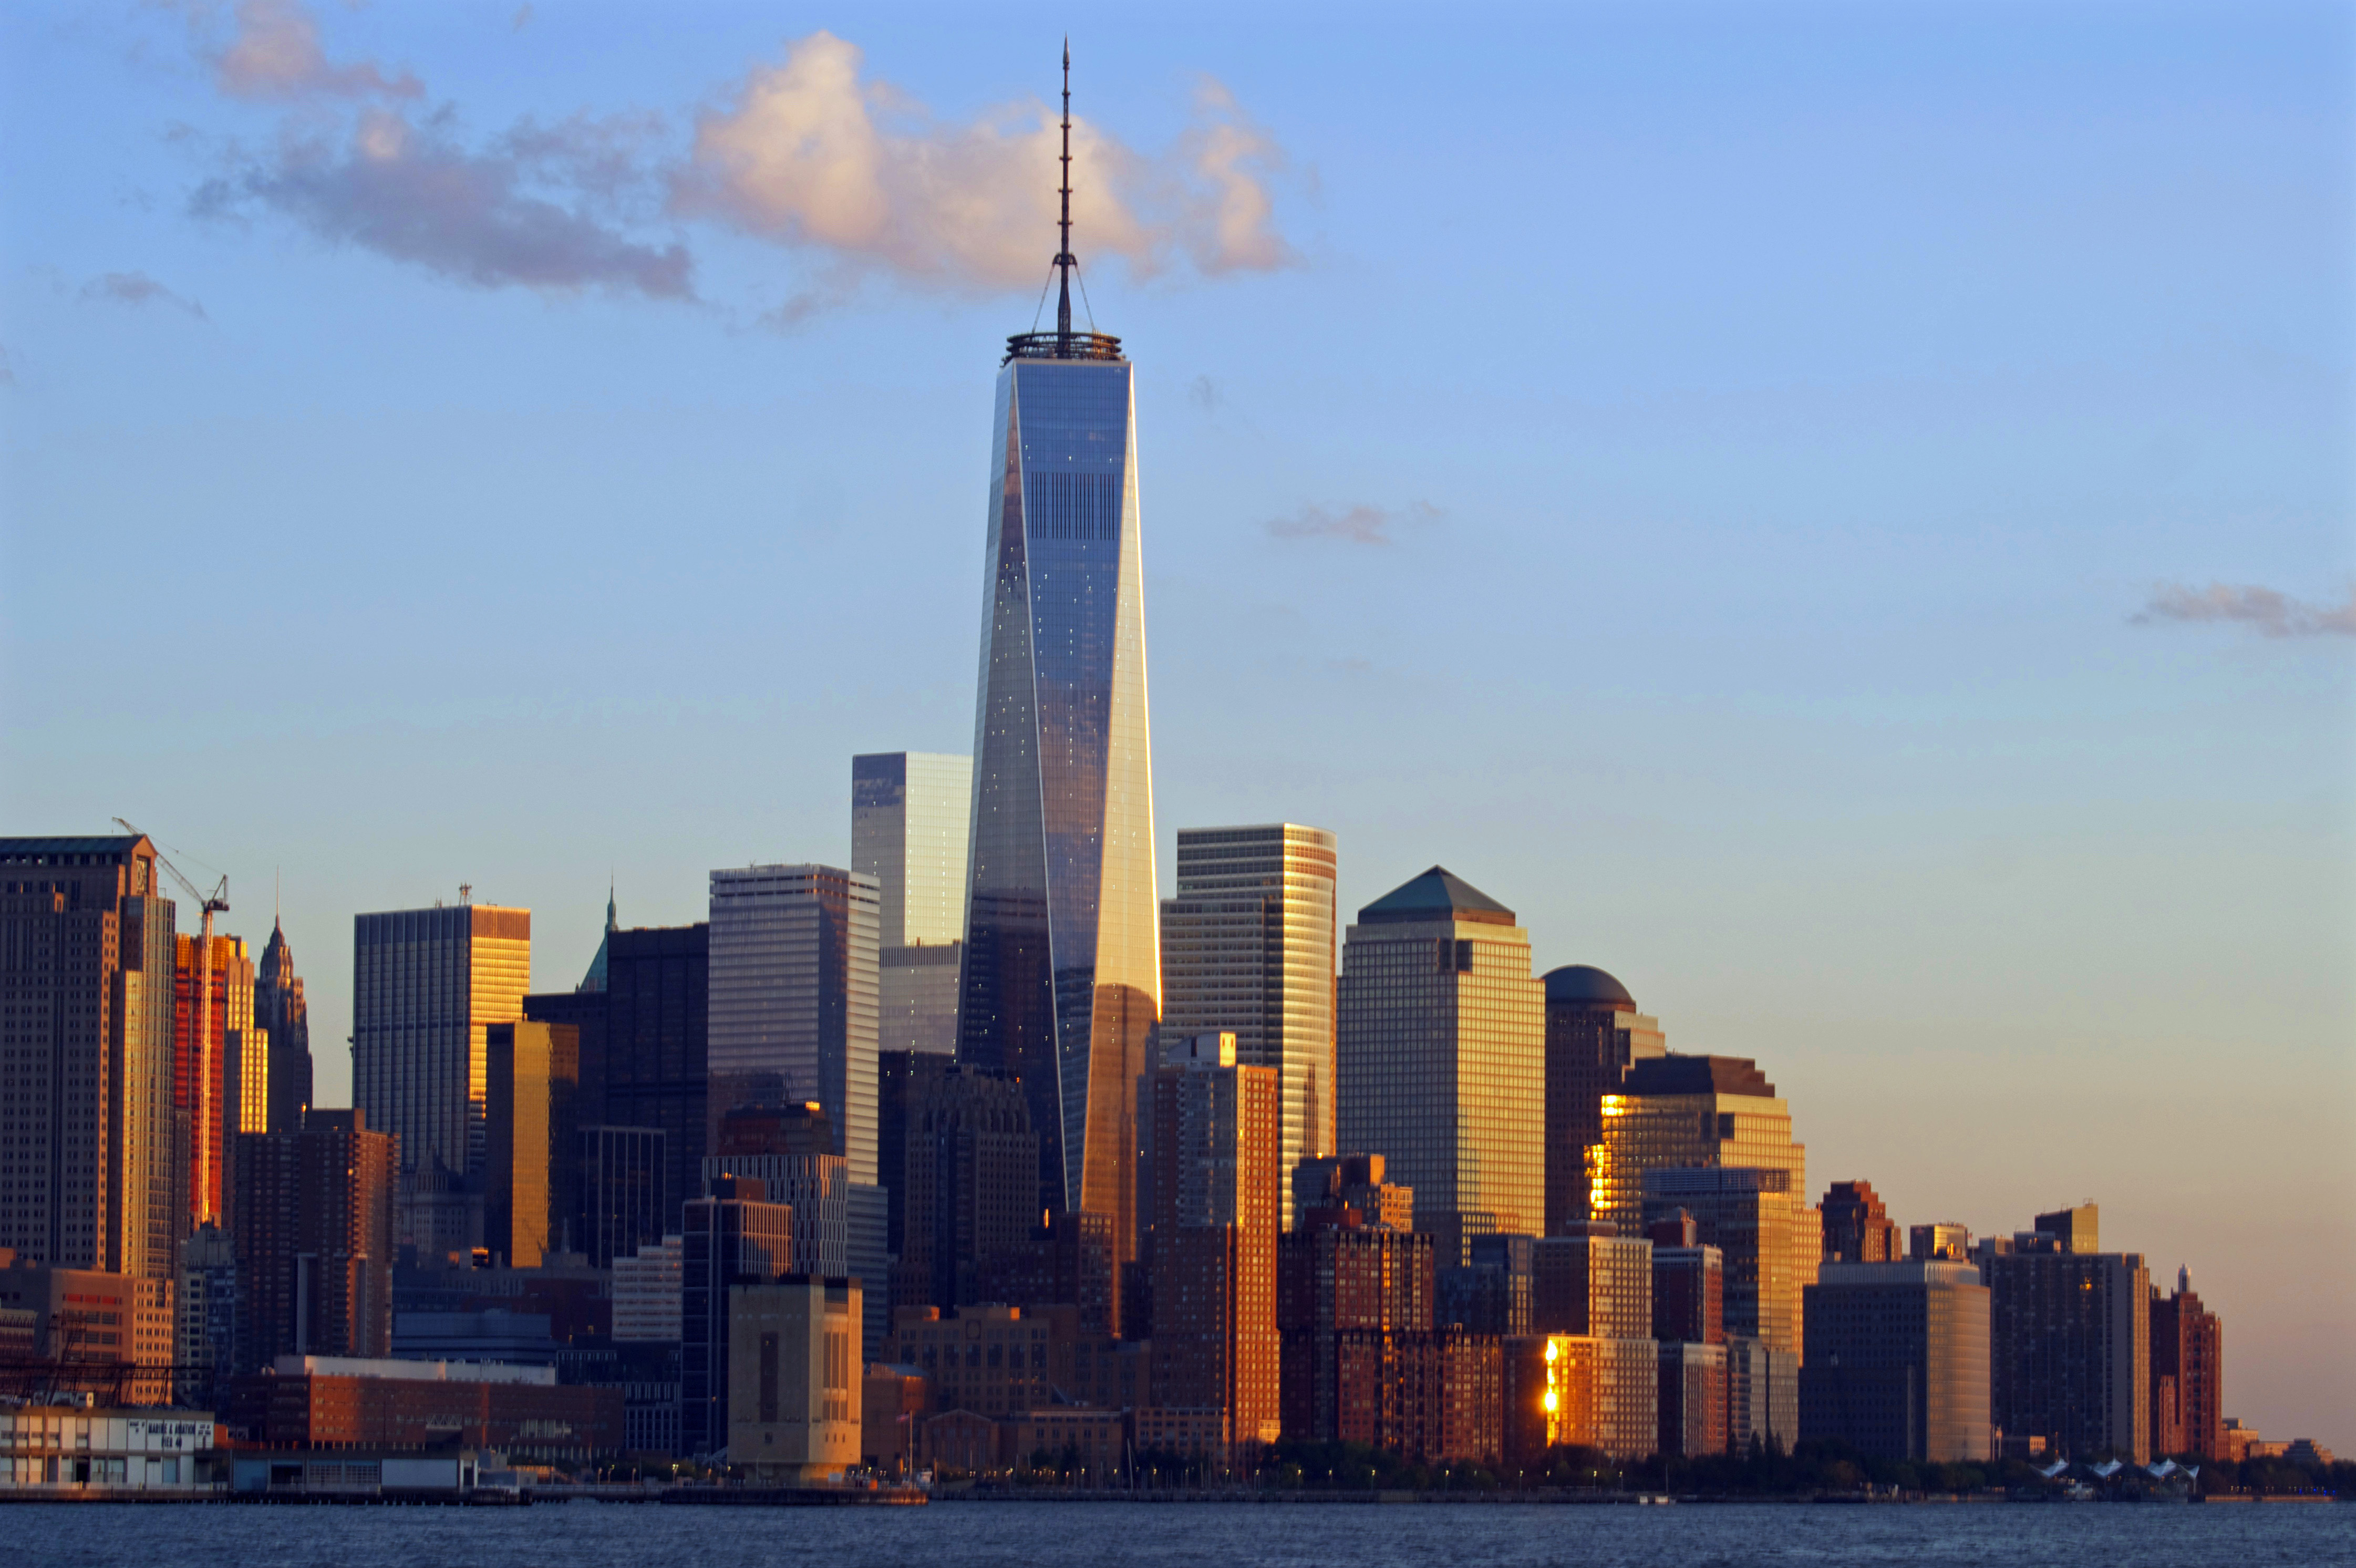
top-left (956, 312), bottom-right (1159, 1285)
top-left (853, 752), bottom-right (973, 1056)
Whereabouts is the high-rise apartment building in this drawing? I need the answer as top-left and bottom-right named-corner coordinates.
top-left (1290, 1153), bottom-right (1413, 1232)
top-left (679, 1174), bottom-right (794, 1457)
top-left (485, 1021), bottom-right (580, 1268)
top-left (254, 917), bottom-right (314, 1133)
top-left (0, 835), bottom-right (177, 1280)
top-left (708, 865), bottom-right (880, 1187)
top-left (1277, 1214), bottom-right (1438, 1450)
top-left (1159, 824), bottom-right (1338, 1229)
top-left (175, 932), bottom-right (261, 1232)
top-left (1540, 965), bottom-right (1663, 1236)
top-left (231, 1108), bottom-right (397, 1368)
top-left (352, 902), bottom-right (532, 1205)
top-left (1987, 1239), bottom-right (2150, 1463)
top-left (891, 1066), bottom-right (1038, 1314)
top-left (1594, 1055), bottom-right (1808, 1244)
top-left (1532, 1224), bottom-right (1652, 1338)
top-left (1336, 867), bottom-right (1543, 1267)
top-left (1819, 1179), bottom-right (1900, 1264)
top-left (956, 200), bottom-right (1160, 1299)
top-left (2150, 1267), bottom-right (2224, 1460)
top-left (1801, 1260), bottom-right (1991, 1462)
top-left (1641, 1167), bottom-right (1814, 1358)
top-left (853, 753), bottom-right (972, 1057)
top-left (1148, 1033), bottom-right (1282, 1449)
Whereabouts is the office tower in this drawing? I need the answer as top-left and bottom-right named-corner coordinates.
top-left (1987, 1239), bottom-right (2150, 1462)
top-left (679, 1174), bottom-right (794, 1457)
top-left (1160, 824), bottom-right (1339, 1228)
top-left (1440, 1232), bottom-right (1534, 1336)
top-left (1533, 1224), bottom-right (1652, 1338)
top-left (575, 1125), bottom-right (665, 1268)
top-left (581, 888), bottom-right (615, 993)
top-left (175, 1221), bottom-right (239, 1405)
top-left (231, 1109), bottom-right (396, 1367)
top-left (2032, 1204), bottom-right (2099, 1255)
top-left (853, 753), bottom-right (973, 1057)
top-left (2149, 1267), bottom-right (2224, 1459)
top-left (0, 836), bottom-right (178, 1281)
top-left (1337, 866), bottom-right (1544, 1267)
top-left (1910, 1222), bottom-right (1971, 1263)
top-left (728, 1275), bottom-right (863, 1482)
top-left (352, 902), bottom-right (532, 1222)
top-left (705, 1105), bottom-right (849, 1280)
top-left (1801, 1260), bottom-right (1992, 1461)
top-left (1541, 965), bottom-right (1664, 1236)
top-left (1276, 1213), bottom-right (1437, 1450)
top-left (1819, 1180), bottom-right (1899, 1264)
top-left (878, 1048), bottom-right (956, 1262)
top-left (891, 1065), bottom-right (1038, 1313)
top-left (485, 1021), bottom-right (580, 1268)
top-left (1148, 1033), bottom-right (1282, 1449)
top-left (708, 864), bottom-right (880, 1188)
top-left (956, 129), bottom-right (1160, 1303)
top-left (254, 917), bottom-right (314, 1134)
top-left (983, 1208), bottom-right (1117, 1334)
top-left (1594, 1055), bottom-right (1807, 1242)
top-left (597, 923), bottom-right (708, 1233)
top-left (1651, 1230), bottom-right (1725, 1345)
top-left (1290, 1153), bottom-right (1413, 1232)
top-left (176, 932), bottom-right (261, 1233)
top-left (1724, 1335), bottom-right (1796, 1455)
top-left (1641, 1167), bottom-right (1813, 1357)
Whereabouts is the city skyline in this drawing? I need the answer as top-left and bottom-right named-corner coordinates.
top-left (1, 4), bottom-right (2348, 1451)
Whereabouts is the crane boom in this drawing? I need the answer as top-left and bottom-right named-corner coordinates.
top-left (112, 818), bottom-right (230, 1225)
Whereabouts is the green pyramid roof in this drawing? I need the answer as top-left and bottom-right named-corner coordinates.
top-left (1358, 865), bottom-right (1515, 927)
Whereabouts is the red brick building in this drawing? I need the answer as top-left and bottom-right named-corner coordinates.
top-left (2150, 1268), bottom-right (2224, 1460)
top-left (227, 1356), bottom-right (619, 1464)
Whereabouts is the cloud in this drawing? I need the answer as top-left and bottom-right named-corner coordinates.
top-left (79, 271), bottom-right (209, 319)
top-left (1189, 375), bottom-right (1222, 413)
top-left (2132, 581), bottom-right (2356, 639)
top-left (211, 0), bottom-right (422, 102)
top-left (673, 32), bottom-right (1293, 294)
top-left (1266, 500), bottom-right (1442, 546)
top-left (194, 109), bottom-right (694, 298)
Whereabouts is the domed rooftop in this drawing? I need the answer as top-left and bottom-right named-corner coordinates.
top-left (1544, 964), bottom-right (1636, 1010)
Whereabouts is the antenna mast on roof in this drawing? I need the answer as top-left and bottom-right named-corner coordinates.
top-left (1056, 38), bottom-right (1074, 352)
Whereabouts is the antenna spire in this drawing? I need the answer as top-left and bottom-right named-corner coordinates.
top-left (1056, 38), bottom-right (1073, 349)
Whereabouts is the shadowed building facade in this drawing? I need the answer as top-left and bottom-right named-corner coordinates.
top-left (1337, 867), bottom-right (1543, 1268)
top-left (1540, 965), bottom-right (1663, 1236)
top-left (1800, 1259), bottom-right (1991, 1462)
top-left (254, 917), bottom-right (314, 1134)
top-left (956, 269), bottom-right (1159, 1308)
top-left (2149, 1267), bottom-right (2224, 1460)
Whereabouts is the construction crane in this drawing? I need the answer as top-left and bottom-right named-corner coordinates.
top-left (113, 818), bottom-right (229, 1226)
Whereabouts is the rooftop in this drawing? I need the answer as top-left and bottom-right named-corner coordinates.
top-left (1620, 1054), bottom-right (1779, 1099)
top-left (1357, 865), bottom-right (1516, 927)
top-left (1544, 964), bottom-right (1636, 1010)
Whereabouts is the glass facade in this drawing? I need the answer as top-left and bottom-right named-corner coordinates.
top-left (352, 904), bottom-right (531, 1189)
top-left (1160, 824), bottom-right (1338, 1227)
top-left (958, 355), bottom-right (1159, 1278)
top-left (853, 752), bottom-right (973, 1056)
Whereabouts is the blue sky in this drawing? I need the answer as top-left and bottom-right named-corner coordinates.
top-left (3, 2), bottom-right (2351, 1445)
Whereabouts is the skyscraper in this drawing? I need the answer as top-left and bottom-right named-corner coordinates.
top-left (485, 1020), bottom-right (581, 1268)
top-left (853, 753), bottom-right (973, 1057)
top-left (708, 865), bottom-right (880, 1184)
top-left (176, 931), bottom-right (261, 1232)
top-left (1160, 824), bottom-right (1338, 1228)
top-left (1818, 1179), bottom-right (1900, 1264)
top-left (231, 1108), bottom-right (397, 1367)
top-left (1801, 1259), bottom-right (1991, 1462)
top-left (1987, 1237), bottom-right (2151, 1462)
top-left (957, 64), bottom-right (1159, 1292)
top-left (891, 1065), bottom-right (1038, 1315)
top-left (254, 916), bottom-right (314, 1134)
top-left (1593, 1055), bottom-right (1808, 1242)
top-left (0, 835), bottom-right (177, 1280)
top-left (1541, 965), bottom-right (1663, 1236)
top-left (2150, 1267), bottom-right (2224, 1460)
top-left (1336, 866), bottom-right (1544, 1267)
top-left (352, 902), bottom-right (532, 1223)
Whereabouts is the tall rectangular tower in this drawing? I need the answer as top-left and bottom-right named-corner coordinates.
top-left (1160, 824), bottom-right (1338, 1227)
top-left (957, 326), bottom-right (1159, 1286)
top-left (352, 902), bottom-right (532, 1187)
top-left (1336, 866), bottom-right (1544, 1267)
top-left (0, 835), bottom-right (178, 1280)
top-left (707, 865), bottom-right (880, 1184)
top-left (853, 752), bottom-right (972, 1057)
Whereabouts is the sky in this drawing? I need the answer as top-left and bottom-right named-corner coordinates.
top-left (2, 1), bottom-right (2351, 1448)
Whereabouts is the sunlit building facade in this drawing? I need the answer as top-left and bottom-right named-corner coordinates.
top-left (853, 752), bottom-right (973, 1057)
top-left (1336, 867), bottom-right (1543, 1267)
top-left (957, 328), bottom-right (1159, 1296)
top-left (1160, 824), bottom-right (1338, 1228)
top-left (1541, 965), bottom-right (1664, 1236)
top-left (1593, 1055), bottom-right (1807, 1246)
top-left (174, 932), bottom-right (261, 1231)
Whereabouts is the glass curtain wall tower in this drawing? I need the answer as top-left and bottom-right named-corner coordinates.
top-left (958, 49), bottom-right (1160, 1295)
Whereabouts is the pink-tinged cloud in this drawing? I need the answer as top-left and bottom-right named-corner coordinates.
top-left (213, 0), bottom-right (422, 102)
top-left (2133, 581), bottom-right (2356, 639)
top-left (80, 271), bottom-right (209, 319)
top-left (1266, 500), bottom-right (1442, 545)
top-left (673, 32), bottom-right (1294, 293)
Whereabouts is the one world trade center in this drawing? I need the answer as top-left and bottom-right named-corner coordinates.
top-left (958, 49), bottom-right (1159, 1306)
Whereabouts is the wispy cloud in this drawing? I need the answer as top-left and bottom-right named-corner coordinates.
top-left (194, 109), bottom-right (693, 299)
top-left (209, 0), bottom-right (421, 102)
top-left (673, 32), bottom-right (1294, 295)
top-left (1266, 500), bottom-right (1442, 546)
top-left (79, 271), bottom-right (209, 319)
top-left (2132, 581), bottom-right (2356, 639)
